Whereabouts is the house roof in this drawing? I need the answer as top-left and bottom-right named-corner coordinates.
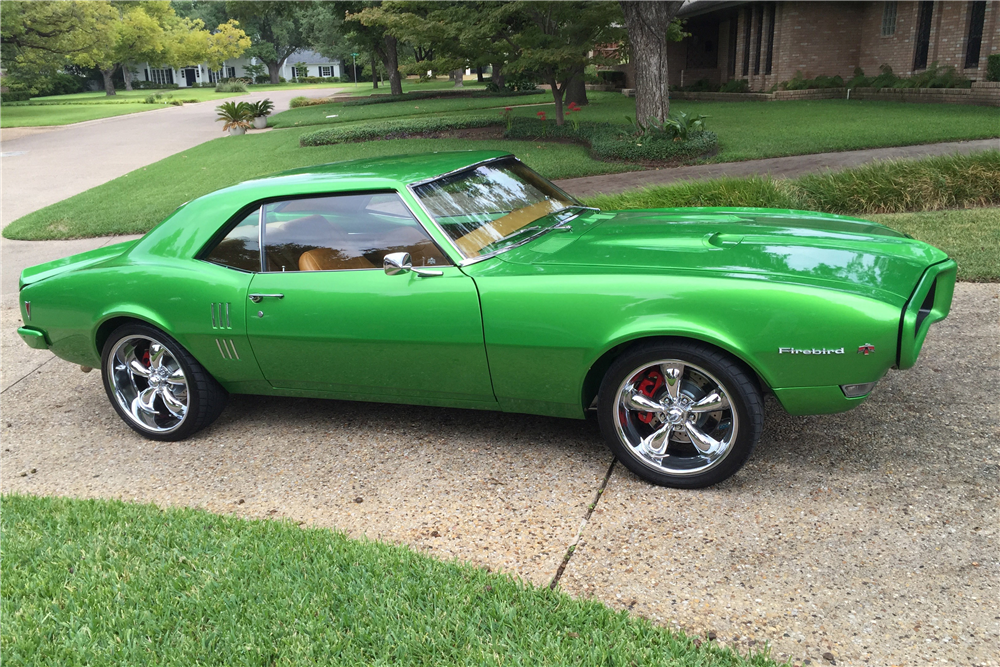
top-left (286, 49), bottom-right (340, 65)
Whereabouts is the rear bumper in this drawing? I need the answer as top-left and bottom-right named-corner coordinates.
top-left (18, 326), bottom-right (49, 350)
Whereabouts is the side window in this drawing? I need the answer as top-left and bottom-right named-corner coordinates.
top-left (262, 192), bottom-right (451, 272)
top-left (204, 207), bottom-right (261, 272)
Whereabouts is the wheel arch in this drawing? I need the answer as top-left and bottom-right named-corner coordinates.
top-left (580, 332), bottom-right (771, 413)
top-left (94, 308), bottom-right (175, 356)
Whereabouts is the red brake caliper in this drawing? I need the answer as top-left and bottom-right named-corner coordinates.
top-left (635, 370), bottom-right (664, 423)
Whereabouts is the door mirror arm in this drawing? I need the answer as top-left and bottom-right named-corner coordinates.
top-left (383, 252), bottom-right (443, 277)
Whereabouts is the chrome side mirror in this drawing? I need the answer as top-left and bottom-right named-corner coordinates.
top-left (383, 252), bottom-right (411, 275)
top-left (384, 252), bottom-right (444, 277)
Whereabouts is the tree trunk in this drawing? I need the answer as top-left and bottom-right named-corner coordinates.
top-left (384, 35), bottom-right (403, 95)
top-left (491, 61), bottom-right (505, 90)
top-left (476, 66), bottom-right (484, 82)
top-left (564, 68), bottom-right (588, 107)
top-left (267, 61), bottom-right (281, 84)
top-left (122, 65), bottom-right (133, 91)
top-left (101, 67), bottom-right (118, 96)
top-left (371, 50), bottom-right (379, 88)
top-left (620, 0), bottom-right (684, 127)
top-left (452, 69), bottom-right (464, 87)
top-left (547, 74), bottom-right (566, 125)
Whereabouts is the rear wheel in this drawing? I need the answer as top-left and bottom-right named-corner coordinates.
top-left (101, 323), bottom-right (227, 441)
top-left (597, 341), bottom-right (763, 488)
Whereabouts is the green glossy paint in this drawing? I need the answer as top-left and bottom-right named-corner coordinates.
top-left (17, 151), bottom-right (956, 420)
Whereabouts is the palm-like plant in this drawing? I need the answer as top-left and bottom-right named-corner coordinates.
top-left (215, 101), bottom-right (254, 132)
top-left (250, 99), bottom-right (275, 117)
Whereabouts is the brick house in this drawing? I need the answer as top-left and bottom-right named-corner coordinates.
top-left (669, 1), bottom-right (999, 89)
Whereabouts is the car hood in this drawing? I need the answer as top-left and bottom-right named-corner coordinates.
top-left (496, 208), bottom-right (949, 302)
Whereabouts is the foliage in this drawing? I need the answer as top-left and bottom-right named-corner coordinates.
top-left (988, 54), bottom-right (1000, 82)
top-left (243, 62), bottom-right (266, 81)
top-left (1, 91), bottom-right (32, 103)
top-left (597, 70), bottom-right (626, 87)
top-left (673, 77), bottom-right (720, 92)
top-left (504, 71), bottom-right (540, 92)
top-left (215, 100), bottom-right (254, 131)
top-left (780, 71), bottom-right (845, 90)
top-left (840, 63), bottom-right (972, 90)
top-left (226, 1), bottom-right (308, 84)
top-left (289, 96), bottom-right (329, 108)
top-left (215, 80), bottom-right (248, 93)
top-left (626, 110), bottom-right (708, 140)
top-left (299, 114), bottom-right (501, 145)
top-left (719, 79), bottom-right (750, 93)
top-left (250, 99), bottom-right (275, 117)
top-left (341, 89), bottom-right (542, 107)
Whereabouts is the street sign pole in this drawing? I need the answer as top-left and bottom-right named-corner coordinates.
top-left (351, 53), bottom-right (359, 88)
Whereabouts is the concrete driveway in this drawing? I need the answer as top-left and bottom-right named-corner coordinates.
top-left (1, 98), bottom-right (997, 666)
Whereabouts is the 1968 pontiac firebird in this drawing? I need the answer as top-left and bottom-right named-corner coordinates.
top-left (17, 151), bottom-right (956, 488)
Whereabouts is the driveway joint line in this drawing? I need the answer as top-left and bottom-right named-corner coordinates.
top-left (1, 354), bottom-right (57, 395)
top-left (549, 456), bottom-right (616, 589)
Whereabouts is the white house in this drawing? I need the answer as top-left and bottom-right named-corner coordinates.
top-left (134, 49), bottom-right (341, 87)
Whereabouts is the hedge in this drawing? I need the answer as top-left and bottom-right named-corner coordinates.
top-left (300, 114), bottom-right (718, 164)
top-left (988, 54), bottom-right (1000, 82)
top-left (1, 91), bottom-right (32, 104)
top-left (299, 115), bottom-right (500, 145)
top-left (342, 89), bottom-right (544, 107)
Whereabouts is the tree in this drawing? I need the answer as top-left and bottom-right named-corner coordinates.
top-left (226, 1), bottom-right (307, 84)
top-left (619, 1), bottom-right (684, 127)
top-left (303, 2), bottom-right (403, 95)
top-left (499, 2), bottom-right (622, 125)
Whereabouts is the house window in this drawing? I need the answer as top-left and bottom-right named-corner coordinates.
top-left (149, 68), bottom-right (174, 85)
top-left (321, 66), bottom-right (332, 77)
top-left (881, 1), bottom-right (897, 36)
top-left (764, 2), bottom-right (776, 75)
top-left (208, 69), bottom-right (221, 83)
top-left (291, 67), bottom-right (301, 78)
top-left (913, 0), bottom-right (934, 70)
top-left (753, 4), bottom-right (764, 75)
top-left (742, 7), bottom-right (752, 75)
top-left (965, 1), bottom-right (987, 68)
top-left (228, 67), bottom-right (236, 78)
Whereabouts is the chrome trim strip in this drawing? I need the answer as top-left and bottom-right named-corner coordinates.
top-left (225, 302), bottom-right (231, 328)
top-left (228, 339), bottom-right (240, 360)
top-left (257, 204), bottom-right (266, 273)
top-left (406, 155), bottom-right (514, 189)
top-left (215, 338), bottom-right (228, 359)
top-left (211, 303), bottom-right (217, 328)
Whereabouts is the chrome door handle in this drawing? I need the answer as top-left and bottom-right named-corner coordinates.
top-left (248, 293), bottom-right (284, 303)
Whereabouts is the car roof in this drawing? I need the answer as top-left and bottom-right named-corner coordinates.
top-left (247, 150), bottom-right (514, 189)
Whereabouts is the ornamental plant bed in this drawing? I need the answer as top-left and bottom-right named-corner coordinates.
top-left (299, 114), bottom-right (718, 165)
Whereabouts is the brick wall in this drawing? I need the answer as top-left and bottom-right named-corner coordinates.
top-left (669, 81), bottom-right (999, 106)
top-left (686, 1), bottom-right (1000, 91)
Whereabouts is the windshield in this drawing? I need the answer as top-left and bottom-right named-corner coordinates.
top-left (412, 158), bottom-right (580, 258)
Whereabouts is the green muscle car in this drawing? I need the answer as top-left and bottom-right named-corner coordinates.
top-left (17, 151), bottom-right (956, 488)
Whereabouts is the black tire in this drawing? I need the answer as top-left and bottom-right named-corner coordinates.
top-left (597, 340), bottom-right (763, 489)
top-left (101, 322), bottom-right (228, 441)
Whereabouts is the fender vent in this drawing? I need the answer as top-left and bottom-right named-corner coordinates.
top-left (211, 302), bottom-right (232, 329)
top-left (215, 338), bottom-right (240, 360)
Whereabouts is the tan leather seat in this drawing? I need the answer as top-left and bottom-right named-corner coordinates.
top-left (298, 247), bottom-right (376, 271)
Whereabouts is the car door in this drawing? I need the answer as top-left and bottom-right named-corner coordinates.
top-left (242, 191), bottom-right (497, 407)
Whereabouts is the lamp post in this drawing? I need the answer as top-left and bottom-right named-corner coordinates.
top-left (351, 53), bottom-right (359, 88)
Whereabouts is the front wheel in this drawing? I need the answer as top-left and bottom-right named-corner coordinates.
top-left (597, 341), bottom-right (764, 489)
top-left (101, 323), bottom-right (227, 441)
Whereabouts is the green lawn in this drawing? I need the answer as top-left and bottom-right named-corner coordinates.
top-left (31, 88), bottom-right (245, 104)
top-left (0, 102), bottom-right (160, 128)
top-left (871, 208), bottom-right (1000, 282)
top-left (1, 129), bottom-right (637, 240)
top-left (345, 76), bottom-right (490, 96)
top-left (2, 494), bottom-right (779, 667)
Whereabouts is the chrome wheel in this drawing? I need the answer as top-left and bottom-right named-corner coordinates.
top-left (613, 359), bottom-right (738, 477)
top-left (107, 335), bottom-right (189, 434)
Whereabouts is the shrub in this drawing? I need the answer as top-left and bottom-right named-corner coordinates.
top-left (719, 79), bottom-right (750, 93)
top-left (254, 75), bottom-right (270, 84)
top-left (215, 101), bottom-right (254, 131)
top-left (988, 54), bottom-right (1000, 82)
top-left (505, 71), bottom-right (538, 91)
top-left (215, 81), bottom-right (247, 93)
top-left (250, 99), bottom-right (275, 117)
top-left (290, 96), bottom-right (332, 108)
top-left (780, 71), bottom-right (844, 90)
top-left (300, 115), bottom-right (500, 145)
top-left (1, 91), bottom-right (32, 103)
top-left (677, 78), bottom-right (720, 92)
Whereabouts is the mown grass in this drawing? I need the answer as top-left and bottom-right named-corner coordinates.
top-left (268, 93), bottom-right (999, 161)
top-left (344, 77), bottom-right (490, 96)
top-left (31, 88), bottom-right (246, 104)
top-left (1, 129), bottom-right (637, 240)
top-left (1, 494), bottom-right (780, 667)
top-left (0, 103), bottom-right (158, 128)
top-left (870, 208), bottom-right (1000, 282)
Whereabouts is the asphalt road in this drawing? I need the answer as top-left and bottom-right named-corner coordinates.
top-left (1, 96), bottom-right (997, 666)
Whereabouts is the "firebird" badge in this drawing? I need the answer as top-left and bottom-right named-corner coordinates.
top-left (857, 343), bottom-right (876, 355)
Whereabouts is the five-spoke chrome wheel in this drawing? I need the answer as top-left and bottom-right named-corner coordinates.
top-left (598, 341), bottom-right (764, 488)
top-left (107, 335), bottom-right (190, 434)
top-left (101, 323), bottom-right (227, 441)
